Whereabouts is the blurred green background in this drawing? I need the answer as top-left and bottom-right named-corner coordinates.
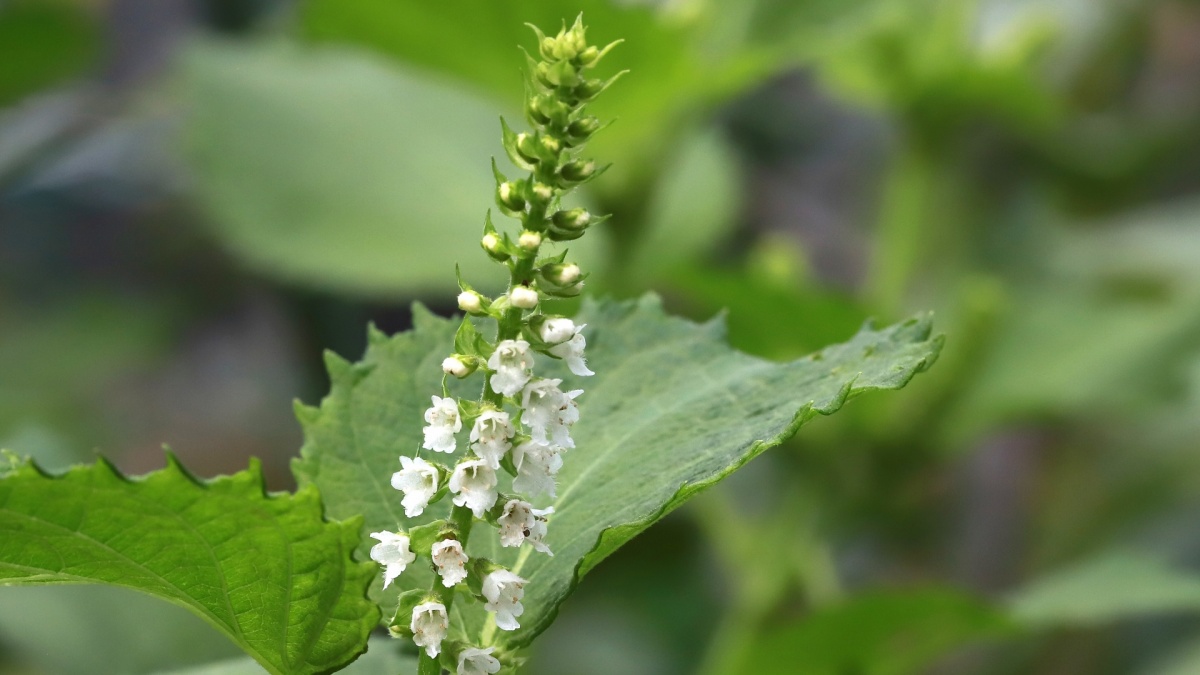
top-left (4, 0), bottom-right (1200, 673)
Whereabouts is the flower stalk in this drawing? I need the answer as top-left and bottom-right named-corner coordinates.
top-left (365, 16), bottom-right (621, 675)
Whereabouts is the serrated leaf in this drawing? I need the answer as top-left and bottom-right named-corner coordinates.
top-left (293, 295), bottom-right (941, 650)
top-left (0, 456), bottom-right (379, 675)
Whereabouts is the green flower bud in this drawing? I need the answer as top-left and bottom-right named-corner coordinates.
top-left (536, 262), bottom-right (585, 297)
top-left (497, 181), bottom-right (526, 212)
top-left (515, 133), bottom-right (540, 165)
top-left (551, 208), bottom-right (590, 232)
top-left (560, 160), bottom-right (595, 183)
top-left (530, 182), bottom-right (553, 203)
top-left (577, 45), bottom-right (600, 65)
top-left (481, 232), bottom-right (509, 262)
top-left (518, 230), bottom-right (542, 250)
top-left (567, 116), bottom-right (601, 141)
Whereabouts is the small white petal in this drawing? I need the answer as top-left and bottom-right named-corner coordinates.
top-left (391, 456), bottom-right (440, 518)
top-left (482, 570), bottom-right (527, 631)
top-left (431, 539), bottom-right (470, 588)
top-left (410, 602), bottom-right (448, 658)
top-left (369, 531), bottom-right (415, 589)
top-left (512, 441), bottom-right (562, 498)
top-left (487, 340), bottom-right (534, 397)
top-left (449, 459), bottom-right (499, 518)
top-left (422, 396), bottom-right (462, 453)
top-left (457, 646), bottom-right (501, 675)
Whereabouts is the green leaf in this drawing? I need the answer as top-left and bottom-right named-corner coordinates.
top-left (0, 586), bottom-right (241, 675)
top-left (293, 295), bottom-right (942, 650)
top-left (152, 637), bottom-right (416, 675)
top-left (1009, 552), bottom-right (1200, 627)
top-left (0, 455), bottom-right (379, 675)
top-left (0, 2), bottom-right (99, 106)
top-left (734, 588), bottom-right (1017, 675)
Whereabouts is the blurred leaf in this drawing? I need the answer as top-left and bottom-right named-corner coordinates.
top-left (298, 0), bottom-right (773, 188)
top-left (0, 586), bottom-right (240, 675)
top-left (0, 1), bottom-right (99, 106)
top-left (625, 126), bottom-right (741, 281)
top-left (1141, 636), bottom-right (1200, 675)
top-left (0, 296), bottom-right (175, 454)
top-left (1058, 198), bottom-right (1200, 289)
top-left (152, 637), bottom-right (416, 675)
top-left (293, 295), bottom-right (942, 650)
top-left (734, 587), bottom-right (1016, 675)
top-left (1009, 552), bottom-right (1200, 627)
top-left (0, 455), bottom-right (378, 675)
top-left (181, 40), bottom-right (608, 298)
top-left (945, 286), bottom-right (1200, 440)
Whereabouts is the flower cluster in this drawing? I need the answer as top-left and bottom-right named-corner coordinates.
top-left (366, 16), bottom-right (621, 673)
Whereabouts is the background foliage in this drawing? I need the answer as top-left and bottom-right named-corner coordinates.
top-left (3, 0), bottom-right (1200, 673)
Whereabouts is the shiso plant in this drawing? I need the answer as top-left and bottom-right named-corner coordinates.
top-left (0, 17), bottom-right (942, 675)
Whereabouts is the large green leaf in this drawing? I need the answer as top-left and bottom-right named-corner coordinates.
top-left (0, 455), bottom-right (379, 675)
top-left (734, 588), bottom-right (1016, 675)
top-left (293, 295), bottom-right (942, 650)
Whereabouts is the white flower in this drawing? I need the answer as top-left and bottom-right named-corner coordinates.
top-left (411, 602), bottom-right (449, 658)
top-left (547, 323), bottom-right (593, 376)
top-left (483, 569), bottom-right (527, 631)
top-left (509, 285), bottom-right (539, 309)
top-left (431, 539), bottom-right (469, 587)
top-left (539, 318), bottom-right (576, 345)
top-left (521, 379), bottom-right (583, 448)
top-left (449, 458), bottom-right (499, 518)
top-left (368, 531), bottom-right (415, 589)
top-left (391, 456), bottom-right (440, 518)
top-left (497, 499), bottom-right (554, 555)
top-left (487, 339), bottom-right (534, 397)
top-left (457, 647), bottom-right (501, 675)
top-left (512, 441), bottom-right (563, 498)
top-left (470, 409), bottom-right (515, 469)
top-left (443, 356), bottom-right (470, 378)
top-left (422, 396), bottom-right (462, 453)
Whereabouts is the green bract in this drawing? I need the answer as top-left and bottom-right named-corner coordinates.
top-left (0, 454), bottom-right (378, 675)
top-left (293, 295), bottom-right (943, 651)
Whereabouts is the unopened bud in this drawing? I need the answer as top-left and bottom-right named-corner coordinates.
top-left (497, 182), bottom-right (526, 212)
top-left (515, 133), bottom-right (539, 164)
top-left (537, 262), bottom-right (586, 297)
top-left (458, 291), bottom-right (486, 315)
top-left (540, 136), bottom-right (561, 155)
top-left (551, 208), bottom-right (590, 232)
top-left (578, 45), bottom-right (600, 65)
top-left (518, 231), bottom-right (542, 250)
top-left (442, 355), bottom-right (474, 378)
top-left (561, 160), bottom-right (595, 183)
top-left (531, 183), bottom-right (553, 202)
top-left (567, 116), bottom-right (601, 140)
top-left (481, 232), bottom-right (509, 261)
top-left (509, 285), bottom-right (540, 309)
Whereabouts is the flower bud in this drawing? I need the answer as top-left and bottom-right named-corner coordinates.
top-left (481, 232), bottom-right (509, 262)
top-left (538, 317), bottom-right (576, 344)
top-left (551, 208), bottom-right (590, 232)
top-left (442, 355), bottom-right (476, 378)
top-left (457, 291), bottom-right (487, 315)
top-left (540, 135), bottom-right (561, 155)
top-left (560, 160), bottom-right (595, 183)
top-left (509, 285), bottom-right (540, 309)
top-left (567, 116), bottom-right (601, 140)
top-left (497, 182), bottom-right (526, 212)
top-left (536, 262), bottom-right (585, 297)
top-left (530, 183), bottom-right (553, 203)
top-left (577, 45), bottom-right (600, 65)
top-left (515, 133), bottom-right (540, 165)
top-left (534, 62), bottom-right (556, 89)
top-left (518, 231), bottom-right (542, 250)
